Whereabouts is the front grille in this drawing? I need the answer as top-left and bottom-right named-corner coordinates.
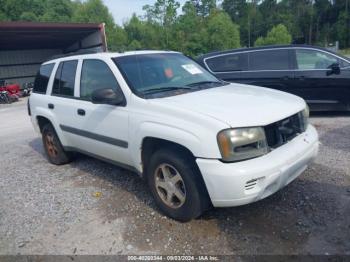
top-left (264, 113), bottom-right (305, 149)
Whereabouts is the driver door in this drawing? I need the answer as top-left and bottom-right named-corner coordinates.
top-left (292, 48), bottom-right (350, 107)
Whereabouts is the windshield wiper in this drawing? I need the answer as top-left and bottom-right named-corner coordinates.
top-left (142, 86), bottom-right (192, 95)
top-left (186, 80), bottom-right (225, 87)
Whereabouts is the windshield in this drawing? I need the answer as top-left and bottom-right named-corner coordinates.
top-left (113, 53), bottom-right (225, 97)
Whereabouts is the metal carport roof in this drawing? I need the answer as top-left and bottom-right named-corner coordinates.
top-left (0, 21), bottom-right (106, 51)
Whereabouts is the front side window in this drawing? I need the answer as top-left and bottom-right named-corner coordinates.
top-left (205, 53), bottom-right (248, 72)
top-left (52, 60), bottom-right (78, 97)
top-left (33, 63), bottom-right (54, 94)
top-left (114, 53), bottom-right (225, 98)
top-left (80, 59), bottom-right (121, 101)
top-left (296, 49), bottom-right (338, 70)
top-left (249, 49), bottom-right (290, 70)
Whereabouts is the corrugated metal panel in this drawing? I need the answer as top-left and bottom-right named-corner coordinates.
top-left (0, 64), bottom-right (39, 79)
top-left (0, 49), bottom-right (62, 87)
top-left (0, 49), bottom-right (60, 65)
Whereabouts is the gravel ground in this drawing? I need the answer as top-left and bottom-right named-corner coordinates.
top-left (0, 98), bottom-right (349, 255)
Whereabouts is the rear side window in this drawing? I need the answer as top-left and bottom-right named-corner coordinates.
top-left (80, 59), bottom-right (120, 101)
top-left (33, 63), bottom-right (54, 94)
top-left (206, 53), bottom-right (248, 72)
top-left (249, 50), bottom-right (290, 70)
top-left (52, 60), bottom-right (78, 97)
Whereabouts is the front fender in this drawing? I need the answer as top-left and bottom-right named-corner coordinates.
top-left (130, 121), bottom-right (205, 173)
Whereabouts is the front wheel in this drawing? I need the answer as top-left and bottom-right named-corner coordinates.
top-left (146, 148), bottom-right (210, 222)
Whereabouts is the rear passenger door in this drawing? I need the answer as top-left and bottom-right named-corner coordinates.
top-left (68, 59), bottom-right (132, 166)
top-left (240, 49), bottom-right (294, 93)
top-left (48, 60), bottom-right (80, 147)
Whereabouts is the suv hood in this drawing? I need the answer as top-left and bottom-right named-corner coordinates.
top-left (154, 83), bottom-right (306, 127)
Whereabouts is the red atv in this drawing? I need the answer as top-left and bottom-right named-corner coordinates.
top-left (0, 81), bottom-right (21, 103)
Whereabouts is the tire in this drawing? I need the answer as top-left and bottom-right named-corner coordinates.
top-left (42, 123), bottom-right (72, 165)
top-left (146, 148), bottom-right (210, 222)
top-left (5, 94), bottom-right (10, 104)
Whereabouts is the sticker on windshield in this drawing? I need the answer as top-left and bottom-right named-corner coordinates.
top-left (182, 64), bottom-right (203, 75)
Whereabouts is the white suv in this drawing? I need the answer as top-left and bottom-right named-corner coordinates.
top-left (29, 51), bottom-right (319, 221)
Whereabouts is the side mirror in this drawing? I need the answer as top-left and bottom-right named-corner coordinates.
top-left (91, 88), bottom-right (125, 106)
top-left (327, 63), bottom-right (341, 76)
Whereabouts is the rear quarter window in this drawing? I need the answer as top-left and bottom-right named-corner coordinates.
top-left (205, 53), bottom-right (248, 72)
top-left (33, 63), bottom-right (55, 94)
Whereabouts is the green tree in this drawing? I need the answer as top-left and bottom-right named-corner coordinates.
top-left (206, 10), bottom-right (240, 51)
top-left (72, 0), bottom-right (114, 25)
top-left (39, 0), bottom-right (73, 22)
top-left (254, 24), bottom-right (292, 46)
top-left (174, 1), bottom-right (208, 55)
top-left (128, 39), bottom-right (142, 50)
top-left (0, 11), bottom-right (8, 21)
top-left (222, 0), bottom-right (262, 47)
top-left (335, 10), bottom-right (350, 48)
top-left (124, 14), bottom-right (161, 50)
top-left (19, 12), bottom-right (38, 21)
top-left (0, 0), bottom-right (74, 22)
top-left (0, 0), bottom-right (27, 20)
top-left (190, 0), bottom-right (217, 17)
top-left (143, 0), bottom-right (180, 48)
top-left (1, 0), bottom-right (350, 51)
top-left (110, 25), bottom-right (128, 51)
top-left (143, 0), bottom-right (180, 26)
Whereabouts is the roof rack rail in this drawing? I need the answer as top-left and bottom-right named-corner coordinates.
top-left (50, 49), bottom-right (102, 60)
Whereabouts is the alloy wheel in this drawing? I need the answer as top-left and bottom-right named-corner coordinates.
top-left (154, 163), bottom-right (187, 209)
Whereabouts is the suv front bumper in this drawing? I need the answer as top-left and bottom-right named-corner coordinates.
top-left (196, 125), bottom-right (319, 207)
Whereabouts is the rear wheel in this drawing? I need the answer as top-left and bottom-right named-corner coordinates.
top-left (146, 148), bottom-right (210, 222)
top-left (42, 123), bottom-right (72, 165)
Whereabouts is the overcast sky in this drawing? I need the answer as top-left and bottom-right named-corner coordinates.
top-left (103, 0), bottom-right (187, 25)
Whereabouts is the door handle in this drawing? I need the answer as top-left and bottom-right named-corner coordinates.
top-left (77, 109), bottom-right (86, 116)
top-left (298, 76), bottom-right (306, 81)
top-left (281, 76), bottom-right (289, 81)
top-left (48, 103), bottom-right (54, 109)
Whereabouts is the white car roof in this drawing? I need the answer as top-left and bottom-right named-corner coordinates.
top-left (43, 50), bottom-right (181, 65)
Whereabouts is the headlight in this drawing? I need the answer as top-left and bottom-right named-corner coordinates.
top-left (300, 104), bottom-right (309, 131)
top-left (217, 127), bottom-right (269, 162)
